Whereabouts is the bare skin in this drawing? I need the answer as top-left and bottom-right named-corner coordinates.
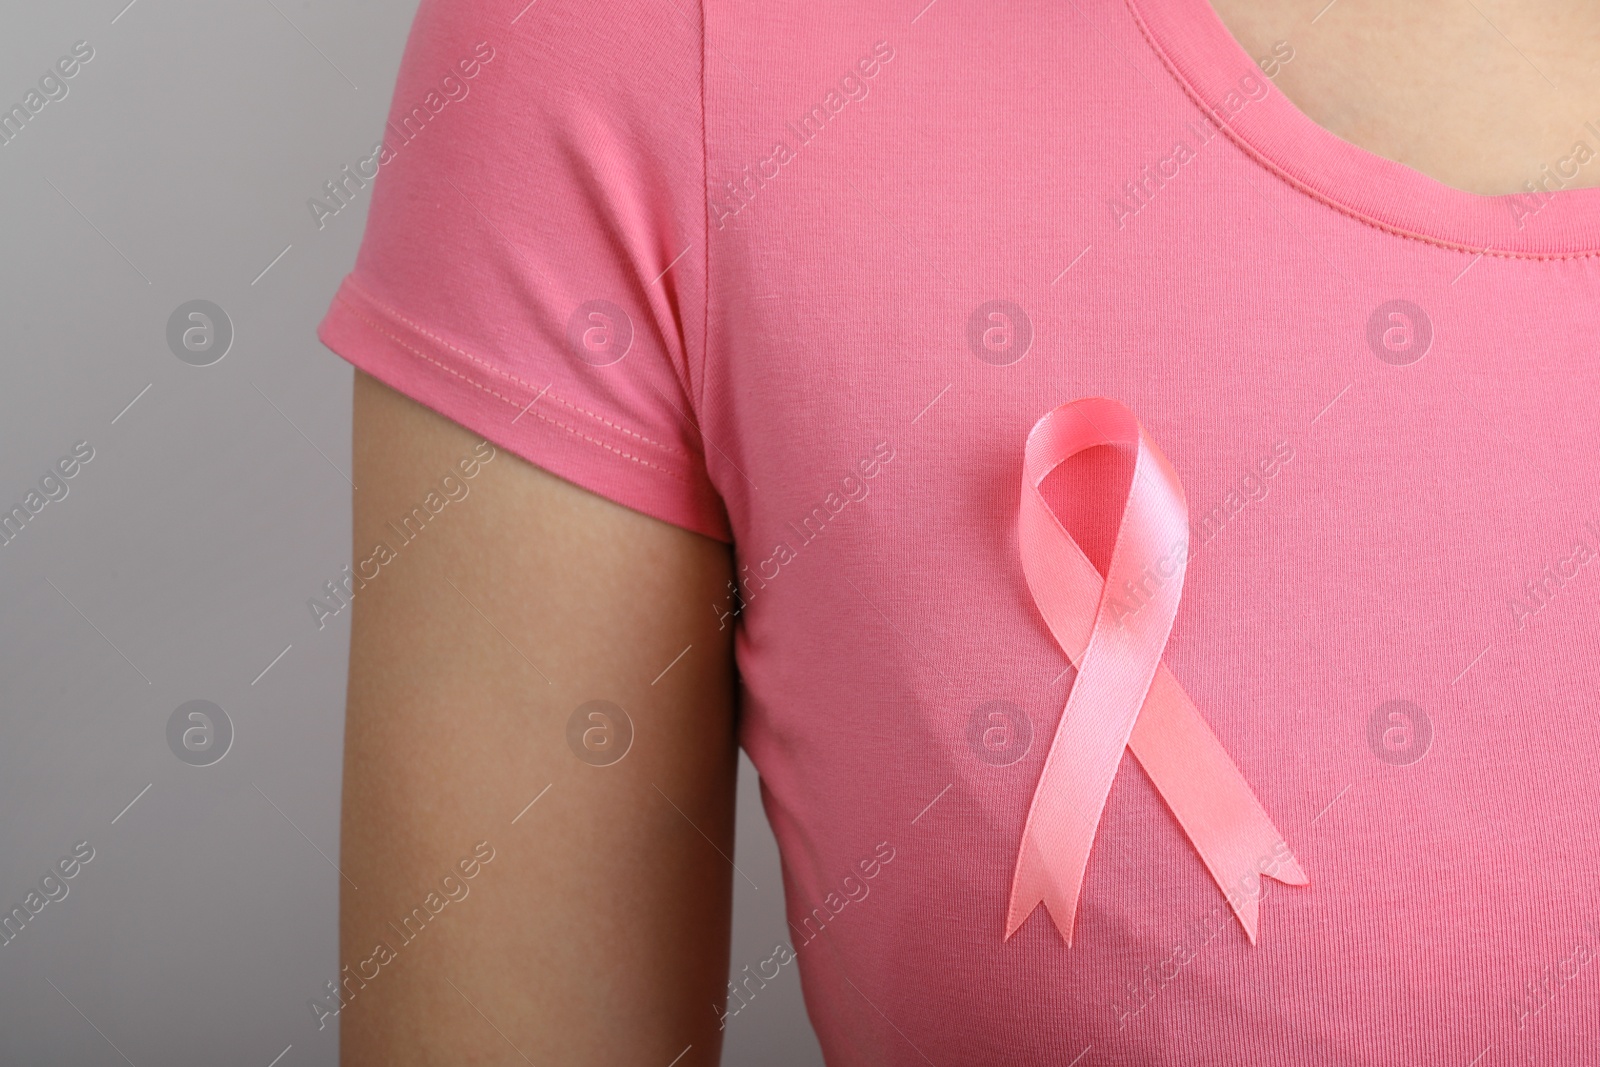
top-left (340, 371), bottom-right (736, 1065)
top-left (339, 8), bottom-right (1595, 1064)
top-left (1209, 0), bottom-right (1600, 194)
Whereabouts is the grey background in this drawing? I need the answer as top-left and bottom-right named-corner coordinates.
top-left (0, 2), bottom-right (822, 1063)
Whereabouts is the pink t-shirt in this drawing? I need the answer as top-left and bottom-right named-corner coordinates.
top-left (317, 0), bottom-right (1600, 1062)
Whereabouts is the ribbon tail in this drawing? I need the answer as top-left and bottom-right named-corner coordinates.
top-left (1129, 666), bottom-right (1310, 944)
top-left (1214, 844), bottom-right (1310, 943)
top-left (1233, 849), bottom-right (1310, 944)
top-left (1003, 731), bottom-right (1124, 945)
top-left (1004, 825), bottom-right (1087, 945)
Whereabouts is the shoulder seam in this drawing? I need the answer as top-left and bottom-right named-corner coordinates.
top-left (695, 0), bottom-right (714, 428)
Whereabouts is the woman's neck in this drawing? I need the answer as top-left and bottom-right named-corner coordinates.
top-left (1206, 0), bottom-right (1600, 194)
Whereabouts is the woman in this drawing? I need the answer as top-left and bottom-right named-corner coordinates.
top-left (319, 0), bottom-right (1600, 1062)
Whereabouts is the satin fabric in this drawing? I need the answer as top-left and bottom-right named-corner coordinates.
top-left (1006, 398), bottom-right (1309, 945)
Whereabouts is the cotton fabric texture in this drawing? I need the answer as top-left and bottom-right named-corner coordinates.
top-left (317, 0), bottom-right (1600, 1062)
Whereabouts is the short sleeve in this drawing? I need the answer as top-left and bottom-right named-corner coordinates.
top-left (317, 0), bottom-right (728, 541)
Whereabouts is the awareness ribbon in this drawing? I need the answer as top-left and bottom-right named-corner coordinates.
top-left (1006, 397), bottom-right (1308, 946)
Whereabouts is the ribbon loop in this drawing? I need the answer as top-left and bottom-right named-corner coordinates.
top-left (1006, 398), bottom-right (1307, 946)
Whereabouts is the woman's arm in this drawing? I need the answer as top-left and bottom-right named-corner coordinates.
top-left (340, 370), bottom-right (737, 1065)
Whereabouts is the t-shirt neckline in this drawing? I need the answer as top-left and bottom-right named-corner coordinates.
top-left (1123, 0), bottom-right (1600, 259)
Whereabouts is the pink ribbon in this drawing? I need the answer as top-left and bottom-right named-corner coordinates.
top-left (1007, 397), bottom-right (1308, 946)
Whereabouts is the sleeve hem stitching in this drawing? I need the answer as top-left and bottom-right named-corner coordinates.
top-left (334, 292), bottom-right (699, 487)
top-left (341, 276), bottom-right (691, 459)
